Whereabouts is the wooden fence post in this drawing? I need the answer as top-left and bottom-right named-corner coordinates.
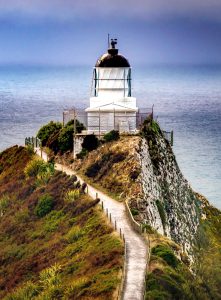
top-left (171, 130), bottom-right (174, 146)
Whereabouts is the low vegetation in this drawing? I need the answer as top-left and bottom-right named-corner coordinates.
top-left (140, 117), bottom-right (163, 171)
top-left (0, 146), bottom-right (123, 299)
top-left (37, 119), bottom-right (85, 154)
top-left (34, 193), bottom-right (54, 217)
top-left (145, 235), bottom-right (207, 300)
top-left (103, 130), bottom-right (120, 143)
top-left (74, 136), bottom-right (141, 201)
top-left (82, 134), bottom-right (99, 152)
top-left (37, 121), bottom-right (62, 147)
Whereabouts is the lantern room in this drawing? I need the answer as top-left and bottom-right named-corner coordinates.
top-left (85, 38), bottom-right (138, 134)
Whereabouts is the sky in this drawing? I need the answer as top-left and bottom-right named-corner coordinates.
top-left (0, 0), bottom-right (221, 66)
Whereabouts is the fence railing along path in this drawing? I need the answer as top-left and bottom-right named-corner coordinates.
top-left (35, 148), bottom-right (148, 300)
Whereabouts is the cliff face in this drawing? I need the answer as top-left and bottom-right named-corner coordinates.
top-left (136, 125), bottom-right (201, 256)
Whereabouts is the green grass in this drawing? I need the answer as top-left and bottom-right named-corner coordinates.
top-left (151, 244), bottom-right (179, 268)
top-left (146, 217), bottom-right (221, 300)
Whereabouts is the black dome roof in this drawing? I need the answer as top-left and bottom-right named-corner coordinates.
top-left (95, 39), bottom-right (130, 68)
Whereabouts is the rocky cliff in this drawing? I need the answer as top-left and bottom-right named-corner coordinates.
top-left (136, 120), bottom-right (201, 258)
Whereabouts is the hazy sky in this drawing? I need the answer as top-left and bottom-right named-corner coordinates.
top-left (0, 0), bottom-right (221, 66)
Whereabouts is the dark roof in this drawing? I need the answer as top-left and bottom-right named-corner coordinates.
top-left (95, 47), bottom-right (130, 68)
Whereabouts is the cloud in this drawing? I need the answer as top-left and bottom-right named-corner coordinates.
top-left (0, 0), bottom-right (221, 22)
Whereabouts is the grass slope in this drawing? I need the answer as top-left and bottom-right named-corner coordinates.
top-left (74, 136), bottom-right (141, 201)
top-left (0, 146), bottom-right (123, 299)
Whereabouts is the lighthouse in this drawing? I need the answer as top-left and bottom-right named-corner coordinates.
top-left (85, 38), bottom-right (138, 134)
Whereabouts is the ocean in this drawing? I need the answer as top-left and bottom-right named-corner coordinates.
top-left (0, 65), bottom-right (221, 209)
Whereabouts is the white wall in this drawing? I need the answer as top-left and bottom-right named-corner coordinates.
top-left (87, 111), bottom-right (137, 133)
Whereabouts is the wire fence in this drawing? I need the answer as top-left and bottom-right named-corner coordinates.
top-left (62, 107), bottom-right (154, 133)
top-left (125, 200), bottom-right (151, 299)
top-left (25, 137), bottom-right (41, 148)
top-left (87, 191), bottom-right (127, 300)
top-left (63, 107), bottom-right (174, 146)
top-left (162, 130), bottom-right (174, 146)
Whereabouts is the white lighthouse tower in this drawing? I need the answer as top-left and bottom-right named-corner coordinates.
top-left (85, 38), bottom-right (138, 134)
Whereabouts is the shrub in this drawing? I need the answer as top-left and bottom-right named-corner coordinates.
top-left (112, 153), bottom-right (126, 163)
top-left (142, 224), bottom-right (156, 234)
top-left (35, 194), bottom-right (54, 217)
top-left (130, 169), bottom-right (140, 180)
top-left (131, 208), bottom-right (139, 216)
top-left (150, 120), bottom-right (160, 134)
top-left (44, 210), bottom-right (65, 232)
top-left (66, 226), bottom-right (83, 243)
top-left (37, 121), bottom-right (62, 146)
top-left (24, 158), bottom-right (54, 184)
top-left (0, 194), bottom-right (10, 217)
top-left (38, 162), bottom-right (54, 180)
top-left (82, 134), bottom-right (99, 152)
top-left (152, 245), bottom-right (179, 268)
top-left (46, 131), bottom-right (60, 154)
top-left (141, 117), bottom-right (162, 141)
top-left (64, 190), bottom-right (80, 202)
top-left (24, 158), bottom-right (46, 178)
top-left (66, 119), bottom-right (85, 133)
top-left (39, 263), bottom-right (62, 288)
top-left (85, 161), bottom-right (101, 178)
top-left (74, 181), bottom-right (81, 189)
top-left (4, 281), bottom-right (39, 300)
top-left (103, 130), bottom-right (120, 142)
top-left (58, 125), bottom-right (74, 153)
top-left (76, 148), bottom-right (88, 159)
top-left (57, 120), bottom-right (86, 153)
top-left (26, 144), bottom-right (35, 154)
top-left (37, 119), bottom-right (85, 154)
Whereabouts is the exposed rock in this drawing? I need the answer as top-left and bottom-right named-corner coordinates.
top-left (137, 134), bottom-right (201, 257)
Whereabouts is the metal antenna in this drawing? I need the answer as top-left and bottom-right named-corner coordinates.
top-left (108, 33), bottom-right (110, 48)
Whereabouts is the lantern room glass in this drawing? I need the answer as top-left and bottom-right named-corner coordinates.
top-left (93, 67), bottom-right (132, 98)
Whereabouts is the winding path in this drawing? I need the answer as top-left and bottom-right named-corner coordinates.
top-left (36, 149), bottom-right (148, 300)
